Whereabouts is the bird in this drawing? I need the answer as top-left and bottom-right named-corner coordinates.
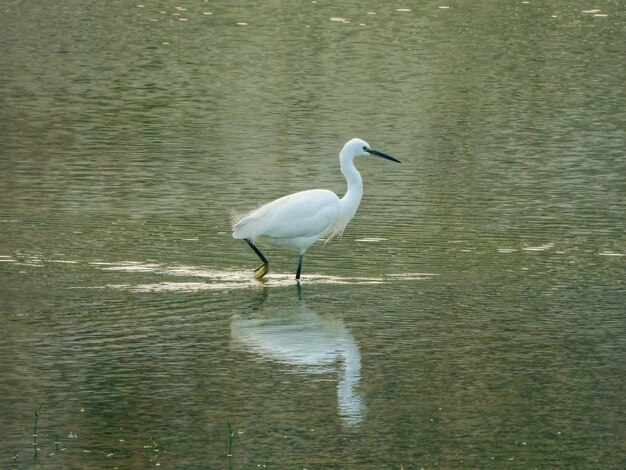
top-left (232, 138), bottom-right (401, 280)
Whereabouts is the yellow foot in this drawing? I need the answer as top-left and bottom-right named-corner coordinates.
top-left (254, 263), bottom-right (269, 280)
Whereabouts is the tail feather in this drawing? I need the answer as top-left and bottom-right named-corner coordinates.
top-left (231, 212), bottom-right (250, 239)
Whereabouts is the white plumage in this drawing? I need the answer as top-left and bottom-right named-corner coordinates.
top-left (233, 189), bottom-right (348, 250)
top-left (232, 138), bottom-right (401, 280)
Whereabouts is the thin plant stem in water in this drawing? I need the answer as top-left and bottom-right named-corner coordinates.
top-left (227, 422), bottom-right (234, 456)
top-left (33, 402), bottom-right (45, 446)
top-left (119, 426), bottom-right (125, 448)
top-left (33, 402), bottom-right (45, 463)
top-left (227, 421), bottom-right (234, 469)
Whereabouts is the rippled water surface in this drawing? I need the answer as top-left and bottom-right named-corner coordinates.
top-left (1, 1), bottom-right (624, 468)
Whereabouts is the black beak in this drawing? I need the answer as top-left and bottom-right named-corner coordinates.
top-left (366, 148), bottom-right (401, 163)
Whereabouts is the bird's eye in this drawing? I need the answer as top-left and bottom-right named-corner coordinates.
top-left (363, 146), bottom-right (368, 151)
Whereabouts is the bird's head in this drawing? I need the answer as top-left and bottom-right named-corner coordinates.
top-left (342, 138), bottom-right (401, 163)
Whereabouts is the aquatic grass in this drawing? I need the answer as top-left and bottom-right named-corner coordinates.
top-left (227, 421), bottom-right (234, 457)
top-left (227, 422), bottom-right (234, 469)
top-left (144, 437), bottom-right (162, 465)
top-left (33, 402), bottom-right (45, 465)
top-left (33, 402), bottom-right (45, 448)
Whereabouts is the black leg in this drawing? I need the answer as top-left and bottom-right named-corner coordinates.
top-left (245, 239), bottom-right (268, 264)
top-left (295, 281), bottom-right (302, 300)
top-left (295, 253), bottom-right (304, 280)
top-left (245, 239), bottom-right (269, 280)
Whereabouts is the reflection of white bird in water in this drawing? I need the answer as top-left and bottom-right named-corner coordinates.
top-left (231, 291), bottom-right (365, 426)
top-left (232, 138), bottom-right (400, 280)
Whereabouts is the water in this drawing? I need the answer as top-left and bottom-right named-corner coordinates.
top-left (1, 1), bottom-right (624, 468)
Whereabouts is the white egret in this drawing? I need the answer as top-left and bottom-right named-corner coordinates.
top-left (232, 138), bottom-right (401, 280)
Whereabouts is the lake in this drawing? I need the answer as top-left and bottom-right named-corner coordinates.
top-left (1, 1), bottom-right (624, 468)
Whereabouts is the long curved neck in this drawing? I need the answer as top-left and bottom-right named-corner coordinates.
top-left (339, 152), bottom-right (363, 218)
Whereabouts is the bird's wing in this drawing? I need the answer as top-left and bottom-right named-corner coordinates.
top-left (233, 189), bottom-right (341, 240)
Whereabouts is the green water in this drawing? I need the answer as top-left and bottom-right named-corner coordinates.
top-left (1, 1), bottom-right (624, 468)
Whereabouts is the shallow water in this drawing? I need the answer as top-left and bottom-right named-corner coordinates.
top-left (1, 1), bottom-right (624, 468)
